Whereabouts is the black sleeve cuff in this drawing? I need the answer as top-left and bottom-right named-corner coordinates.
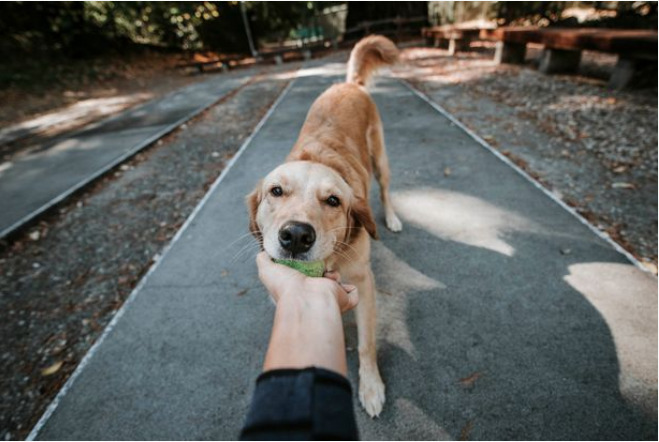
top-left (240, 367), bottom-right (359, 440)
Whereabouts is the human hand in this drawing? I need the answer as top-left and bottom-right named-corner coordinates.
top-left (255, 252), bottom-right (358, 313)
top-left (256, 252), bottom-right (358, 374)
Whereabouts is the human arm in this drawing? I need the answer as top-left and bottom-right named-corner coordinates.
top-left (240, 253), bottom-right (360, 441)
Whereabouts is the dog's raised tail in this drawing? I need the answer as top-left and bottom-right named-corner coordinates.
top-left (346, 35), bottom-right (399, 87)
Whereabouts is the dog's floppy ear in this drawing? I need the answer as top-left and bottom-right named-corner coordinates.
top-left (246, 181), bottom-right (263, 239)
top-left (350, 196), bottom-right (378, 240)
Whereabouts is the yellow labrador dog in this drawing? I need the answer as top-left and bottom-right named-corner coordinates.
top-left (247, 35), bottom-right (401, 417)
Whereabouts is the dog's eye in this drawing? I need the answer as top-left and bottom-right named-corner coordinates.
top-left (326, 195), bottom-right (340, 207)
top-left (270, 186), bottom-right (283, 197)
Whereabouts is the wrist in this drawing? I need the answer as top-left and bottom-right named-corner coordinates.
top-left (277, 280), bottom-right (341, 313)
top-left (264, 283), bottom-right (347, 375)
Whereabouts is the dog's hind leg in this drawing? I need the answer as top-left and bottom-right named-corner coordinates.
top-left (369, 121), bottom-right (402, 232)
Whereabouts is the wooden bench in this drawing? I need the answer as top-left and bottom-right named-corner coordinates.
top-left (176, 54), bottom-right (245, 74)
top-left (259, 46), bottom-right (314, 65)
top-left (422, 23), bottom-right (496, 55)
top-left (422, 26), bottom-right (481, 55)
top-left (481, 27), bottom-right (658, 89)
top-left (177, 43), bottom-right (319, 74)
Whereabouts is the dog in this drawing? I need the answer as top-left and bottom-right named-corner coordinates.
top-left (246, 35), bottom-right (402, 417)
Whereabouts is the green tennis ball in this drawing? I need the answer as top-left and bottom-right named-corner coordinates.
top-left (273, 259), bottom-right (325, 277)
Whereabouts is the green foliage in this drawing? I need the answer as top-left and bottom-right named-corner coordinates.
top-left (495, 1), bottom-right (568, 25)
top-left (248, 1), bottom-right (320, 41)
top-left (0, 1), bottom-right (330, 58)
top-left (494, 1), bottom-right (658, 27)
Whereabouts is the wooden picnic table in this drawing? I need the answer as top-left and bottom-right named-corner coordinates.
top-left (176, 54), bottom-right (245, 74)
top-left (482, 27), bottom-right (657, 88)
top-left (176, 42), bottom-right (322, 74)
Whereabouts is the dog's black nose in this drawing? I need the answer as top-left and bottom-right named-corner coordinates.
top-left (278, 222), bottom-right (316, 255)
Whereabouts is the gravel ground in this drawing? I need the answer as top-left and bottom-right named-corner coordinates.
top-left (0, 68), bottom-right (293, 441)
top-left (395, 44), bottom-right (657, 271)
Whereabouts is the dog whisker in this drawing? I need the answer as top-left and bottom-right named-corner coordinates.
top-left (229, 239), bottom-right (263, 267)
top-left (334, 240), bottom-right (360, 260)
top-left (224, 231), bottom-right (262, 252)
top-left (331, 247), bottom-right (356, 265)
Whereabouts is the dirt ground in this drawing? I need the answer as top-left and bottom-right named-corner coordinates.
top-left (0, 52), bottom-right (201, 124)
top-left (0, 52), bottom-right (204, 156)
top-left (0, 65), bottom-right (293, 441)
top-left (395, 44), bottom-right (657, 271)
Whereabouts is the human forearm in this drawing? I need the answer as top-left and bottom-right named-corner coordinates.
top-left (263, 293), bottom-right (348, 376)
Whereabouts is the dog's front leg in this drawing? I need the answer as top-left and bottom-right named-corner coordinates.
top-left (353, 267), bottom-right (385, 417)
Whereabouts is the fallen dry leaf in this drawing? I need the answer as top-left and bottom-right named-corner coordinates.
top-left (459, 371), bottom-right (483, 388)
top-left (459, 419), bottom-right (474, 441)
top-left (641, 261), bottom-right (657, 275)
top-left (482, 134), bottom-right (498, 146)
top-left (41, 361), bottom-right (63, 376)
top-left (611, 182), bottom-right (635, 189)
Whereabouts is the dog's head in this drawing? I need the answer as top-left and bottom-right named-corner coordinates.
top-left (246, 161), bottom-right (377, 261)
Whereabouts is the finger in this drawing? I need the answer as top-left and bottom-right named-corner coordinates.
top-left (255, 252), bottom-right (302, 302)
top-left (255, 251), bottom-right (270, 269)
top-left (256, 252), bottom-right (299, 279)
top-left (255, 252), bottom-right (278, 284)
top-left (346, 289), bottom-right (359, 310)
top-left (323, 270), bottom-right (341, 283)
top-left (255, 252), bottom-right (279, 301)
top-left (338, 286), bottom-right (359, 313)
top-left (341, 283), bottom-right (356, 293)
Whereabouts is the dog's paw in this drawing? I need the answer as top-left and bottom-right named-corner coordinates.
top-left (385, 212), bottom-right (402, 232)
top-left (359, 374), bottom-right (386, 418)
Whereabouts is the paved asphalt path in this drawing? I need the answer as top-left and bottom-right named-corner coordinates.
top-left (32, 65), bottom-right (657, 440)
top-left (0, 72), bottom-right (250, 238)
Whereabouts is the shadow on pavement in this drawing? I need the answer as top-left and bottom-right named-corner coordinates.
top-left (348, 191), bottom-right (656, 440)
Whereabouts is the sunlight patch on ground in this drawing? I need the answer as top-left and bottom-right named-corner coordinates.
top-left (392, 188), bottom-right (535, 256)
top-left (46, 138), bottom-right (103, 157)
top-left (395, 48), bottom-right (499, 85)
top-left (393, 398), bottom-right (452, 440)
top-left (0, 161), bottom-right (13, 178)
top-left (271, 63), bottom-right (346, 81)
top-left (0, 94), bottom-right (152, 145)
top-left (564, 262), bottom-right (658, 416)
